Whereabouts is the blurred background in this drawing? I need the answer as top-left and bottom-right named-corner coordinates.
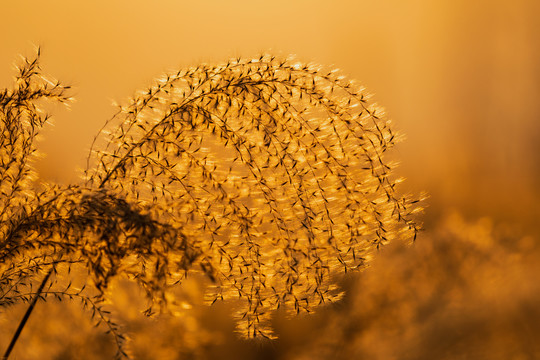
top-left (1, 1), bottom-right (539, 359)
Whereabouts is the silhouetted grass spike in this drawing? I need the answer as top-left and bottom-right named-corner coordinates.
top-left (0, 53), bottom-right (131, 358)
top-left (86, 54), bottom-right (421, 338)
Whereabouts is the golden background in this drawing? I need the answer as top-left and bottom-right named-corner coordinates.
top-left (2, 1), bottom-right (539, 226)
top-left (1, 1), bottom-right (539, 358)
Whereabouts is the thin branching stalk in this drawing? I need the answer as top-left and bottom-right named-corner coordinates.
top-left (2, 268), bottom-right (52, 360)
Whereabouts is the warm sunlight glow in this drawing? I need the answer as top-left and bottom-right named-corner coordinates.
top-left (1, 0), bottom-right (539, 358)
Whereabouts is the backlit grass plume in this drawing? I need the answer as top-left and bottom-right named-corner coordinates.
top-left (1, 51), bottom-right (420, 357)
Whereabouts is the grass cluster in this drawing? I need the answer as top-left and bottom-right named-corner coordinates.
top-left (1, 51), bottom-right (420, 357)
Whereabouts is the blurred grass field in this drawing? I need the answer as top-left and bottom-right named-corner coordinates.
top-left (2, 212), bottom-right (539, 359)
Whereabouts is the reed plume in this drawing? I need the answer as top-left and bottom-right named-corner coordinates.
top-left (1, 51), bottom-right (420, 357)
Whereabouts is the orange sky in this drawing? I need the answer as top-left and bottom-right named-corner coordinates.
top-left (1, 0), bottom-right (539, 225)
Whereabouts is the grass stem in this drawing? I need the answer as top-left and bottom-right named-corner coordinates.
top-left (2, 268), bottom-right (53, 360)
